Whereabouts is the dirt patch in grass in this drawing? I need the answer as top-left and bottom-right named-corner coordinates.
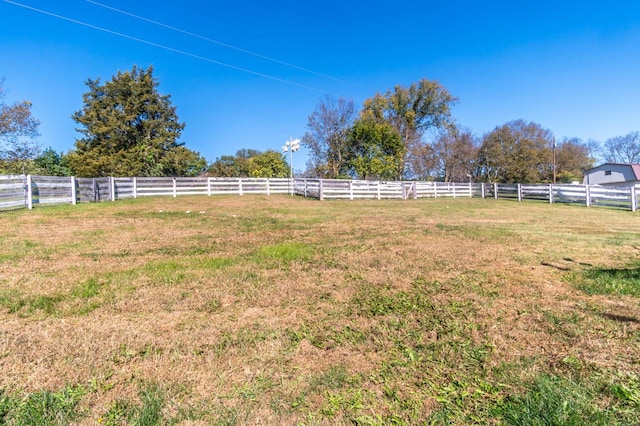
top-left (1, 196), bottom-right (639, 423)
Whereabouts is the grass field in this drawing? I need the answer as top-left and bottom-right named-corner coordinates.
top-left (0, 195), bottom-right (639, 425)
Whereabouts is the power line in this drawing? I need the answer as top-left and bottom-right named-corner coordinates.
top-left (3, 0), bottom-right (325, 92)
top-left (86, 0), bottom-right (346, 84)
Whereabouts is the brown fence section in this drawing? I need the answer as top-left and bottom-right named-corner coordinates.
top-left (0, 175), bottom-right (638, 212)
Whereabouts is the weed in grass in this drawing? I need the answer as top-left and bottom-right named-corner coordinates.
top-left (102, 399), bottom-right (135, 425)
top-left (133, 384), bottom-right (165, 426)
top-left (608, 374), bottom-right (640, 406)
top-left (143, 261), bottom-right (187, 286)
top-left (199, 256), bottom-right (234, 270)
top-left (111, 343), bottom-right (138, 365)
top-left (100, 383), bottom-right (166, 426)
top-left (6, 293), bottom-right (64, 316)
top-left (350, 284), bottom-right (435, 317)
top-left (491, 374), bottom-right (623, 426)
top-left (0, 385), bottom-right (87, 425)
top-left (71, 277), bottom-right (101, 299)
top-left (0, 289), bottom-right (25, 313)
top-left (202, 298), bottom-right (222, 313)
top-left (321, 388), bottom-right (366, 418)
top-left (255, 242), bottom-right (315, 265)
top-left (311, 365), bottom-right (352, 390)
top-left (541, 309), bottom-right (583, 342)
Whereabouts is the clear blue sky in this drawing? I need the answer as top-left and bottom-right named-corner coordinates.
top-left (2, 0), bottom-right (640, 170)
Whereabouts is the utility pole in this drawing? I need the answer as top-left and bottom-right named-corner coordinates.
top-left (552, 137), bottom-right (557, 184)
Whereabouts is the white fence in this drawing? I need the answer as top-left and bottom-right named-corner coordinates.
top-left (0, 175), bottom-right (638, 212)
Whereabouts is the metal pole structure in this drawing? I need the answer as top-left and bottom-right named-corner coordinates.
top-left (282, 137), bottom-right (300, 195)
top-left (552, 137), bottom-right (557, 184)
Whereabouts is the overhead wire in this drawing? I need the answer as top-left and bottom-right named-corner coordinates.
top-left (2, 0), bottom-right (326, 92)
top-left (85, 0), bottom-right (346, 84)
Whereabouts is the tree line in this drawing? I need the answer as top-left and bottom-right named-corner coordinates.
top-left (1, 68), bottom-right (639, 182)
top-left (302, 80), bottom-right (612, 183)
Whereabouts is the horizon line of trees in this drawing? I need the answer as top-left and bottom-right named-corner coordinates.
top-left (301, 80), bottom-right (612, 184)
top-left (2, 69), bottom-right (640, 182)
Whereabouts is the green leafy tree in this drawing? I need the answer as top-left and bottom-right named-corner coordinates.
top-left (554, 138), bottom-right (594, 183)
top-left (68, 65), bottom-right (197, 177)
top-left (208, 149), bottom-right (258, 177)
top-left (477, 120), bottom-right (554, 183)
top-left (348, 118), bottom-right (403, 180)
top-left (207, 149), bottom-right (288, 178)
top-left (162, 146), bottom-right (208, 177)
top-left (34, 147), bottom-right (73, 176)
top-left (248, 150), bottom-right (289, 178)
top-left (0, 81), bottom-right (41, 174)
top-left (302, 95), bottom-right (357, 178)
top-left (361, 78), bottom-right (457, 179)
top-left (207, 155), bottom-right (242, 177)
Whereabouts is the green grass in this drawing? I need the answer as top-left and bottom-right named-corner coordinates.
top-left (570, 261), bottom-right (640, 297)
top-left (491, 374), bottom-right (639, 426)
top-left (0, 385), bottom-right (86, 426)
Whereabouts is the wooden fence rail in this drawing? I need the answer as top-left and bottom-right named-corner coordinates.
top-left (0, 175), bottom-right (638, 212)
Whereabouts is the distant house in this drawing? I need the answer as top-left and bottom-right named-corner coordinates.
top-left (582, 163), bottom-right (640, 187)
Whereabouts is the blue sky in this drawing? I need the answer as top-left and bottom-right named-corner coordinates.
top-left (2, 0), bottom-right (640, 170)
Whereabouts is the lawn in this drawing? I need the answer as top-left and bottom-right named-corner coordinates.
top-left (0, 196), bottom-right (639, 425)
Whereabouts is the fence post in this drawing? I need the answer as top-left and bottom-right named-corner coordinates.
top-left (266, 178), bottom-right (271, 196)
top-left (481, 183), bottom-right (486, 199)
top-left (434, 182), bottom-right (437, 198)
top-left (631, 186), bottom-right (637, 212)
top-left (110, 177), bottom-right (115, 201)
top-left (319, 179), bottom-right (324, 201)
top-left (71, 176), bottom-right (77, 205)
top-left (239, 179), bottom-right (243, 196)
top-left (133, 177), bottom-right (137, 199)
top-left (172, 177), bottom-right (177, 198)
top-left (494, 183), bottom-right (498, 200)
top-left (207, 177), bottom-right (211, 196)
top-left (517, 184), bottom-right (522, 202)
top-left (548, 184), bottom-right (553, 204)
top-left (349, 180), bottom-right (354, 200)
top-left (26, 174), bottom-right (33, 209)
top-left (413, 182), bottom-right (418, 199)
top-left (585, 185), bottom-right (591, 207)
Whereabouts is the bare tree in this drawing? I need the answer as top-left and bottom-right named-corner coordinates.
top-left (0, 81), bottom-right (41, 173)
top-left (601, 131), bottom-right (640, 164)
top-left (302, 95), bottom-right (357, 178)
top-left (432, 127), bottom-right (478, 182)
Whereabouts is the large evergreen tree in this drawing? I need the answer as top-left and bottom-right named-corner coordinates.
top-left (68, 65), bottom-right (202, 177)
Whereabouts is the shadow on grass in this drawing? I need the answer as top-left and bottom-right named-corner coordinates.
top-left (570, 262), bottom-right (640, 298)
top-left (599, 313), bottom-right (640, 324)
